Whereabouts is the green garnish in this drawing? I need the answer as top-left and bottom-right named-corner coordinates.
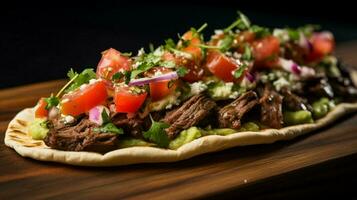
top-left (131, 47), bottom-right (175, 79)
top-left (165, 38), bottom-right (176, 50)
top-left (143, 115), bottom-right (170, 148)
top-left (241, 44), bottom-right (253, 61)
top-left (224, 11), bottom-right (250, 33)
top-left (101, 109), bottom-right (110, 124)
top-left (65, 68), bottom-right (96, 93)
top-left (44, 95), bottom-right (60, 110)
top-left (93, 123), bottom-right (124, 135)
top-left (112, 72), bottom-right (123, 81)
top-left (176, 66), bottom-right (189, 77)
top-left (233, 63), bottom-right (248, 79)
top-left (250, 25), bottom-right (270, 38)
top-left (219, 35), bottom-right (234, 52)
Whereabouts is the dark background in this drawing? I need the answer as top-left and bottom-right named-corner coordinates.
top-left (2, 1), bottom-right (357, 88)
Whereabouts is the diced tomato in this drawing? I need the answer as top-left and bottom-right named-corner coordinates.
top-left (61, 81), bottom-right (108, 116)
top-left (306, 32), bottom-right (335, 62)
top-left (150, 81), bottom-right (176, 101)
top-left (236, 31), bottom-right (256, 44)
top-left (162, 52), bottom-right (204, 83)
top-left (96, 48), bottom-right (131, 80)
top-left (205, 51), bottom-right (240, 82)
top-left (146, 67), bottom-right (177, 101)
top-left (181, 31), bottom-right (203, 62)
top-left (114, 87), bottom-right (147, 113)
top-left (252, 36), bottom-right (280, 68)
top-left (35, 98), bottom-right (48, 118)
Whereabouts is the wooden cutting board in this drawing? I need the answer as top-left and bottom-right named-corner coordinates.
top-left (1, 42), bottom-right (357, 199)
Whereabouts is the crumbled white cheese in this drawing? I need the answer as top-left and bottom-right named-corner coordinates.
top-left (89, 78), bottom-right (100, 84)
top-left (273, 28), bottom-right (290, 43)
top-left (228, 91), bottom-right (240, 99)
top-left (189, 81), bottom-right (208, 96)
top-left (209, 82), bottom-right (234, 100)
top-left (79, 84), bottom-right (88, 91)
top-left (273, 77), bottom-right (290, 91)
top-left (137, 48), bottom-right (145, 57)
top-left (61, 115), bottom-right (75, 124)
top-left (149, 92), bottom-right (181, 111)
top-left (214, 29), bottom-right (224, 35)
top-left (154, 70), bottom-right (163, 77)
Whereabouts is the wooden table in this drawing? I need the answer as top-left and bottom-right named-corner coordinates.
top-left (1, 43), bottom-right (357, 199)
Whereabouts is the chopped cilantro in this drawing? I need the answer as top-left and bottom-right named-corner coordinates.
top-left (143, 115), bottom-right (170, 148)
top-left (44, 95), bottom-right (59, 110)
top-left (65, 68), bottom-right (96, 93)
top-left (219, 35), bottom-right (234, 52)
top-left (250, 25), bottom-right (270, 38)
top-left (241, 44), bottom-right (253, 61)
top-left (112, 72), bottom-right (124, 81)
top-left (101, 109), bottom-right (110, 124)
top-left (233, 63), bottom-right (248, 78)
top-left (176, 66), bottom-right (189, 77)
top-left (93, 123), bottom-right (124, 135)
top-left (238, 11), bottom-right (251, 28)
top-left (223, 11), bottom-right (251, 33)
top-left (164, 38), bottom-right (176, 50)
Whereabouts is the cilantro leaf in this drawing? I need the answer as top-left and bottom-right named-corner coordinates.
top-left (44, 96), bottom-right (60, 110)
top-left (65, 68), bottom-right (96, 93)
top-left (219, 35), bottom-right (234, 52)
top-left (67, 68), bottom-right (78, 79)
top-left (143, 116), bottom-right (170, 148)
top-left (241, 44), bottom-right (253, 61)
top-left (112, 72), bottom-right (124, 81)
top-left (101, 110), bottom-right (110, 124)
top-left (233, 63), bottom-right (248, 79)
top-left (164, 38), bottom-right (176, 50)
top-left (250, 25), bottom-right (270, 38)
top-left (93, 123), bottom-right (124, 135)
top-left (238, 11), bottom-right (251, 28)
top-left (176, 66), bottom-right (188, 77)
top-left (131, 47), bottom-right (177, 79)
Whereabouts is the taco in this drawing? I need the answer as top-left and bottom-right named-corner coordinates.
top-left (5, 13), bottom-right (357, 166)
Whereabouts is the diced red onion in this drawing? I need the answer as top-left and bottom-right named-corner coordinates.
top-left (278, 57), bottom-right (315, 77)
top-left (128, 71), bottom-right (178, 86)
top-left (245, 72), bottom-right (255, 83)
top-left (291, 63), bottom-right (301, 74)
top-left (89, 105), bottom-right (110, 125)
top-left (279, 58), bottom-right (301, 75)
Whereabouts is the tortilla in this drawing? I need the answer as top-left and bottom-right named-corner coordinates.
top-left (4, 102), bottom-right (357, 166)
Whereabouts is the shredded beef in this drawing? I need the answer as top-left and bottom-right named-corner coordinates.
top-left (218, 91), bottom-right (258, 129)
top-left (259, 86), bottom-right (284, 129)
top-left (111, 114), bottom-right (144, 138)
top-left (163, 94), bottom-right (216, 138)
top-left (44, 119), bottom-right (118, 153)
top-left (280, 87), bottom-right (311, 111)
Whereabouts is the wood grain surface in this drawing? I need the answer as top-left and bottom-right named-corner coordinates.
top-left (1, 42), bottom-right (357, 199)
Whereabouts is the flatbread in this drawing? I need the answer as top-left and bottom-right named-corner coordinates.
top-left (4, 102), bottom-right (357, 166)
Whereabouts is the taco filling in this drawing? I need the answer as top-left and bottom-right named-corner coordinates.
top-left (29, 13), bottom-right (357, 153)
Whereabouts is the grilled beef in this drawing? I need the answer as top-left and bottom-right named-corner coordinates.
top-left (218, 91), bottom-right (258, 129)
top-left (280, 87), bottom-right (311, 111)
top-left (259, 86), bottom-right (284, 129)
top-left (44, 119), bottom-right (118, 153)
top-left (164, 94), bottom-right (216, 138)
